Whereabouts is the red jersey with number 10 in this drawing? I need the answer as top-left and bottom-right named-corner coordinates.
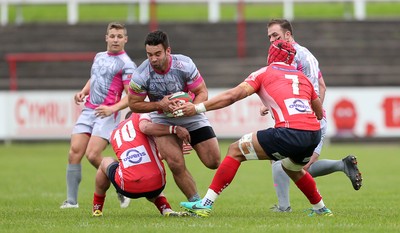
top-left (110, 113), bottom-right (166, 193)
top-left (245, 62), bottom-right (320, 131)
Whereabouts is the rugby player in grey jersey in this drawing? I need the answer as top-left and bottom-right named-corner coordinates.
top-left (60, 22), bottom-right (136, 209)
top-left (128, 30), bottom-right (220, 203)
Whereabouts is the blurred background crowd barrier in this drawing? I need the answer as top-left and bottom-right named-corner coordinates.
top-left (1, 0), bottom-right (393, 26)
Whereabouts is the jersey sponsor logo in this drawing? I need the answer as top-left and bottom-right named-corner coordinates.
top-left (284, 98), bottom-right (312, 115)
top-left (173, 61), bottom-right (183, 70)
top-left (121, 145), bottom-right (151, 168)
top-left (129, 80), bottom-right (142, 93)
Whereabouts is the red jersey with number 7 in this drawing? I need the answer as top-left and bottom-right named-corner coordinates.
top-left (245, 62), bottom-right (320, 131)
top-left (110, 113), bottom-right (166, 193)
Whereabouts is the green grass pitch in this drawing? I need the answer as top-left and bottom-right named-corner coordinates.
top-left (0, 140), bottom-right (399, 232)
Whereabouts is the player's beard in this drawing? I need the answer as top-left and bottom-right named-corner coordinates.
top-left (152, 56), bottom-right (167, 72)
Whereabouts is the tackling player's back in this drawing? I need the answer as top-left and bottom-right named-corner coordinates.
top-left (110, 113), bottom-right (166, 194)
top-left (245, 63), bottom-right (320, 130)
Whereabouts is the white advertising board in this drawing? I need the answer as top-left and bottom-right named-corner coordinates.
top-left (322, 87), bottom-right (400, 138)
top-left (4, 91), bottom-right (83, 139)
top-left (208, 87), bottom-right (400, 139)
top-left (0, 88), bottom-right (399, 140)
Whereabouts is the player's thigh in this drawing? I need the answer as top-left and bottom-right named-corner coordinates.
top-left (86, 135), bottom-right (108, 157)
top-left (193, 137), bottom-right (220, 167)
top-left (100, 157), bottom-right (117, 174)
top-left (154, 135), bottom-right (183, 163)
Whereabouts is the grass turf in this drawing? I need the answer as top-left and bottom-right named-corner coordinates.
top-left (0, 141), bottom-right (399, 232)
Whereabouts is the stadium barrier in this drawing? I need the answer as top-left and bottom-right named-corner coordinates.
top-left (0, 0), bottom-right (391, 26)
top-left (5, 52), bottom-right (96, 91)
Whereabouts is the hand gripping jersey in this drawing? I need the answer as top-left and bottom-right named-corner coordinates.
top-left (128, 54), bottom-right (211, 130)
top-left (110, 113), bottom-right (166, 193)
top-left (86, 51), bottom-right (137, 109)
top-left (245, 62), bottom-right (320, 131)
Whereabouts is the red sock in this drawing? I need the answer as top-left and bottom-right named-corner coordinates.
top-left (209, 156), bottom-right (241, 194)
top-left (154, 196), bottom-right (171, 214)
top-left (295, 172), bottom-right (322, 204)
top-left (93, 193), bottom-right (106, 212)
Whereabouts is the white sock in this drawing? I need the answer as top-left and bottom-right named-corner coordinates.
top-left (201, 189), bottom-right (218, 206)
top-left (312, 200), bottom-right (325, 210)
top-left (162, 208), bottom-right (173, 215)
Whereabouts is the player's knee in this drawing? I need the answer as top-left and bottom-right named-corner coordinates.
top-left (208, 162), bottom-right (220, 170)
top-left (164, 157), bottom-right (185, 174)
top-left (203, 156), bottom-right (220, 170)
top-left (68, 146), bottom-right (84, 163)
top-left (227, 143), bottom-right (238, 154)
top-left (99, 157), bottom-right (113, 171)
top-left (237, 133), bottom-right (259, 161)
top-left (194, 141), bottom-right (220, 169)
top-left (201, 148), bottom-right (221, 169)
top-left (86, 150), bottom-right (102, 168)
top-left (168, 163), bottom-right (186, 175)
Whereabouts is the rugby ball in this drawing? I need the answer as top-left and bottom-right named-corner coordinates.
top-left (164, 91), bottom-right (193, 117)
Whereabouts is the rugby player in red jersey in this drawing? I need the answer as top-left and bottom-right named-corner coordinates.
top-left (265, 19), bottom-right (362, 213)
top-left (175, 40), bottom-right (332, 217)
top-left (92, 112), bottom-right (190, 217)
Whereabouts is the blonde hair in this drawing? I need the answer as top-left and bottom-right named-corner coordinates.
top-left (106, 22), bottom-right (127, 35)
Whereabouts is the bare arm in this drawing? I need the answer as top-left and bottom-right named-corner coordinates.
top-left (128, 92), bottom-right (174, 113)
top-left (203, 82), bottom-right (253, 111)
top-left (303, 152), bottom-right (319, 171)
top-left (189, 80), bottom-right (208, 103)
top-left (318, 76), bottom-right (327, 104)
top-left (139, 118), bottom-right (190, 144)
top-left (311, 97), bottom-right (323, 120)
top-left (114, 85), bottom-right (131, 111)
top-left (95, 85), bottom-right (130, 117)
top-left (173, 82), bottom-right (255, 117)
top-left (74, 79), bottom-right (90, 105)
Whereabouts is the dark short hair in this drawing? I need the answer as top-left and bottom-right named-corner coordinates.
top-left (267, 19), bottom-right (293, 35)
top-left (145, 30), bottom-right (169, 50)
